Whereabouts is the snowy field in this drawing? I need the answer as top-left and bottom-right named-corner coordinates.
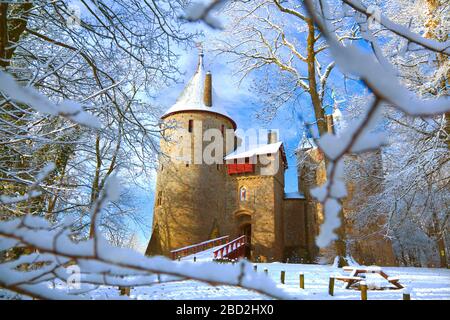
top-left (91, 263), bottom-right (450, 300)
top-left (4, 262), bottom-right (447, 300)
top-left (118, 263), bottom-right (450, 300)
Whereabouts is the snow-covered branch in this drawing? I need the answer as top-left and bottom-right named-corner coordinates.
top-left (0, 71), bottom-right (101, 128)
top-left (0, 213), bottom-right (288, 300)
top-left (183, 0), bottom-right (226, 29)
top-left (341, 0), bottom-right (450, 55)
top-left (302, 0), bottom-right (450, 247)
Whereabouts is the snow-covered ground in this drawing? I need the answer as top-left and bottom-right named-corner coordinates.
top-left (1, 262), bottom-right (448, 300)
top-left (76, 263), bottom-right (450, 300)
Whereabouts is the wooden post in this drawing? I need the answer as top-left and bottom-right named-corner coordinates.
top-left (253, 265), bottom-right (257, 272)
top-left (119, 286), bottom-right (130, 296)
top-left (193, 256), bottom-right (196, 262)
top-left (280, 270), bottom-right (285, 284)
top-left (299, 273), bottom-right (305, 289)
top-left (264, 268), bottom-right (268, 275)
top-left (403, 289), bottom-right (411, 300)
top-left (177, 256), bottom-right (180, 261)
top-left (360, 282), bottom-right (368, 300)
top-left (328, 277), bottom-right (335, 296)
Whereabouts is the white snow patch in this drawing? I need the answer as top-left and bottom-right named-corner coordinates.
top-left (225, 142), bottom-right (282, 160)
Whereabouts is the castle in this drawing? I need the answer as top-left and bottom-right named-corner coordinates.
top-left (146, 52), bottom-right (397, 265)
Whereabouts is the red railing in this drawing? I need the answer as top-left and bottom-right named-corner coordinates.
top-left (213, 235), bottom-right (247, 260)
top-left (170, 235), bottom-right (229, 260)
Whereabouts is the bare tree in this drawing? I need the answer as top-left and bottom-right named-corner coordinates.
top-left (0, 1), bottom-right (195, 239)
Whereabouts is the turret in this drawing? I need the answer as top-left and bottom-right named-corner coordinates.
top-left (146, 51), bottom-right (236, 257)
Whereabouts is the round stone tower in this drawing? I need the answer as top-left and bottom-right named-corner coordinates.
top-left (146, 52), bottom-right (237, 256)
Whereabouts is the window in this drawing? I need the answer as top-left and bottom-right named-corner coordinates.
top-left (157, 191), bottom-right (162, 206)
top-left (221, 125), bottom-right (225, 136)
top-left (240, 186), bottom-right (247, 202)
top-left (188, 119), bottom-right (193, 133)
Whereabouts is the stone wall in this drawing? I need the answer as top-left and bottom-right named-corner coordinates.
top-left (282, 198), bottom-right (310, 262)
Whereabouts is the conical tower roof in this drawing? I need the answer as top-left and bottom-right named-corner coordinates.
top-left (162, 51), bottom-right (236, 129)
top-left (298, 130), bottom-right (317, 150)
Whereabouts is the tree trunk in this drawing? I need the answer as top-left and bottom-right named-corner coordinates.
top-left (89, 134), bottom-right (102, 239)
top-left (0, 3), bottom-right (8, 69)
top-left (306, 18), bottom-right (328, 136)
top-left (306, 18), bottom-right (347, 267)
top-left (436, 236), bottom-right (448, 268)
top-left (0, 3), bottom-right (32, 69)
top-left (430, 212), bottom-right (448, 268)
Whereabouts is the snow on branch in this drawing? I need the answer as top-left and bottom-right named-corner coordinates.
top-left (0, 163), bottom-right (56, 205)
top-left (182, 0), bottom-right (226, 29)
top-left (0, 177), bottom-right (288, 300)
top-left (0, 71), bottom-right (101, 129)
top-left (0, 215), bottom-right (288, 299)
top-left (313, 98), bottom-right (384, 246)
top-left (341, 0), bottom-right (450, 55)
top-left (302, 0), bottom-right (450, 247)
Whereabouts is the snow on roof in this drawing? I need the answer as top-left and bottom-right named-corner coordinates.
top-left (332, 107), bottom-right (346, 134)
top-left (284, 192), bottom-right (305, 200)
top-left (162, 53), bottom-right (235, 128)
top-left (224, 141), bottom-right (283, 160)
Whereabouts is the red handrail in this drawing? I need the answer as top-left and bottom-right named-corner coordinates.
top-left (213, 235), bottom-right (246, 260)
top-left (170, 235), bottom-right (229, 260)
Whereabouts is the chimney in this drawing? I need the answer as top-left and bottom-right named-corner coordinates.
top-left (204, 71), bottom-right (212, 107)
top-left (268, 130), bottom-right (278, 144)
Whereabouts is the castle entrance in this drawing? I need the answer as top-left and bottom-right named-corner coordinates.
top-left (239, 223), bottom-right (252, 260)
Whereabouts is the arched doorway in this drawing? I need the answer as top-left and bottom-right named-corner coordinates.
top-left (234, 209), bottom-right (253, 261)
top-left (239, 223), bottom-right (252, 260)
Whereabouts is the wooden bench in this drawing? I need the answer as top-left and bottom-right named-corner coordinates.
top-left (341, 266), bottom-right (404, 289)
top-left (335, 276), bottom-right (365, 289)
top-left (387, 277), bottom-right (403, 289)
